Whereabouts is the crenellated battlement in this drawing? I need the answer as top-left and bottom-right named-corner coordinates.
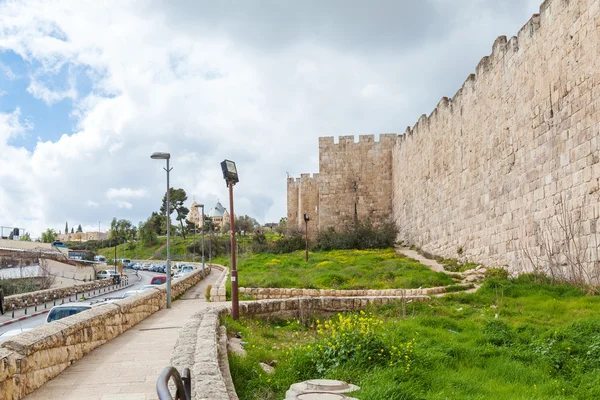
top-left (399, 1), bottom-right (561, 146)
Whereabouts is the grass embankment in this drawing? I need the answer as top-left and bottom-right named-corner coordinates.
top-left (219, 248), bottom-right (455, 291)
top-left (94, 233), bottom-right (269, 261)
top-left (225, 275), bottom-right (600, 399)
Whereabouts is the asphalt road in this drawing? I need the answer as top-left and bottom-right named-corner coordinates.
top-left (0, 270), bottom-right (160, 336)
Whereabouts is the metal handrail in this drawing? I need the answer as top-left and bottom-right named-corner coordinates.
top-left (156, 366), bottom-right (191, 400)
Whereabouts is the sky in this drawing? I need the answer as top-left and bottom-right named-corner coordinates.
top-left (0, 0), bottom-right (541, 238)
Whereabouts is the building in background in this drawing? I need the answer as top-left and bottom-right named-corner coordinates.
top-left (188, 200), bottom-right (230, 230)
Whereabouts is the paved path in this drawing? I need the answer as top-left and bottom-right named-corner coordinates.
top-left (24, 271), bottom-right (223, 400)
top-left (395, 246), bottom-right (446, 272)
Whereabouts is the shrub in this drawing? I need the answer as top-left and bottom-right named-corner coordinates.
top-left (314, 220), bottom-right (398, 251)
top-left (205, 284), bottom-right (212, 301)
top-left (292, 311), bottom-right (415, 374)
top-left (486, 267), bottom-right (509, 280)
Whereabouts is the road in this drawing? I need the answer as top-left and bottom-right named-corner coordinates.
top-left (0, 270), bottom-right (159, 336)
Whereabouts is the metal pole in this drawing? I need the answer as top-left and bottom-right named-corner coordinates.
top-left (229, 181), bottom-right (239, 320)
top-left (193, 224), bottom-right (196, 263)
top-left (201, 206), bottom-right (205, 278)
top-left (305, 220), bottom-right (309, 262)
top-left (166, 158), bottom-right (172, 309)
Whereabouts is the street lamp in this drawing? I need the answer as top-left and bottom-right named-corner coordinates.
top-left (304, 213), bottom-right (310, 262)
top-left (151, 151), bottom-right (173, 309)
top-left (221, 159), bottom-right (239, 320)
top-left (194, 204), bottom-right (206, 278)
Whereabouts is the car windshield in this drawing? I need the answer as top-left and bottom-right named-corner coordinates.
top-left (47, 306), bottom-right (91, 322)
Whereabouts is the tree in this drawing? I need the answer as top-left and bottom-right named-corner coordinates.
top-left (274, 217), bottom-right (287, 236)
top-left (160, 188), bottom-right (189, 239)
top-left (139, 220), bottom-right (158, 246)
top-left (8, 230), bottom-right (13, 240)
top-left (41, 229), bottom-right (57, 243)
top-left (71, 227), bottom-right (74, 234)
top-left (19, 233), bottom-right (31, 241)
top-left (76, 224), bottom-right (83, 233)
top-left (204, 214), bottom-right (215, 233)
top-left (236, 215), bottom-right (259, 235)
top-left (109, 218), bottom-right (134, 244)
top-left (65, 222), bottom-right (69, 235)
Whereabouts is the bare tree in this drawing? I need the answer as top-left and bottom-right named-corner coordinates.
top-left (520, 195), bottom-right (600, 292)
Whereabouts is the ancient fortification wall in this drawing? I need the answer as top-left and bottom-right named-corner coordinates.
top-left (288, 135), bottom-right (397, 236)
top-left (393, 0), bottom-right (600, 271)
top-left (289, 0), bottom-right (600, 274)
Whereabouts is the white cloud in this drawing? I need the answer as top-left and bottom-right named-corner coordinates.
top-left (115, 200), bottom-right (132, 209)
top-left (0, 62), bottom-right (16, 80)
top-left (27, 77), bottom-right (77, 105)
top-left (0, 0), bottom-right (542, 236)
top-left (106, 188), bottom-right (147, 200)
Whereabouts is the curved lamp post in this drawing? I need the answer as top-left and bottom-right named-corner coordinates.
top-left (151, 152), bottom-right (173, 309)
top-left (221, 159), bottom-right (239, 320)
top-left (194, 203), bottom-right (205, 278)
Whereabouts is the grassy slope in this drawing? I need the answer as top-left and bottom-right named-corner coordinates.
top-left (225, 276), bottom-right (600, 400)
top-left (221, 248), bottom-right (455, 291)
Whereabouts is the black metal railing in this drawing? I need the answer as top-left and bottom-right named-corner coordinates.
top-left (156, 366), bottom-right (191, 400)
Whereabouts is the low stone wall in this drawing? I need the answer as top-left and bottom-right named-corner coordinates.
top-left (238, 285), bottom-right (456, 299)
top-left (210, 266), bottom-right (228, 302)
top-left (0, 267), bottom-right (209, 400)
top-left (5, 278), bottom-right (119, 310)
top-left (171, 295), bottom-right (431, 400)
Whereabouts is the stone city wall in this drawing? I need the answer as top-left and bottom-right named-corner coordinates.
top-left (393, 0), bottom-right (600, 273)
top-left (288, 0), bottom-right (600, 275)
top-left (0, 267), bottom-right (209, 400)
top-left (238, 285), bottom-right (451, 299)
top-left (288, 134), bottom-right (397, 238)
top-left (171, 296), bottom-right (429, 400)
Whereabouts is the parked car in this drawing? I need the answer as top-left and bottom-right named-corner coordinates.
top-left (180, 265), bottom-right (194, 274)
top-left (0, 328), bottom-right (33, 341)
top-left (150, 275), bottom-right (167, 285)
top-left (46, 301), bottom-right (111, 323)
top-left (96, 269), bottom-right (120, 280)
top-left (139, 285), bottom-right (159, 291)
top-left (120, 290), bottom-right (142, 299)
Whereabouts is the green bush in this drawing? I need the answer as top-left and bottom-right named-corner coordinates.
top-left (314, 220), bottom-right (398, 251)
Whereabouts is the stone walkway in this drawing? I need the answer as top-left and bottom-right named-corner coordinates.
top-left (395, 246), bottom-right (446, 272)
top-left (24, 272), bottom-right (224, 400)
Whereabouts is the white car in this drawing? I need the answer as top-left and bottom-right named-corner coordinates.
top-left (96, 269), bottom-right (120, 280)
top-left (120, 290), bottom-right (142, 299)
top-left (0, 328), bottom-right (33, 341)
top-left (180, 265), bottom-right (194, 274)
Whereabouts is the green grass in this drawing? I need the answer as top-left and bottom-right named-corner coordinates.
top-left (225, 275), bottom-right (600, 399)
top-left (219, 248), bottom-right (455, 291)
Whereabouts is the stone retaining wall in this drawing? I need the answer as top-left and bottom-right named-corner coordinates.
top-left (5, 278), bottom-right (118, 310)
top-left (210, 266), bottom-right (228, 302)
top-left (238, 285), bottom-right (456, 299)
top-left (171, 295), bottom-right (431, 400)
top-left (0, 267), bottom-right (209, 400)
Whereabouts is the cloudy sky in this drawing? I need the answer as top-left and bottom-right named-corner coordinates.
top-left (0, 0), bottom-right (541, 237)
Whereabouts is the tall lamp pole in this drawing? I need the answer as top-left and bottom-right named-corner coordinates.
top-left (194, 204), bottom-right (206, 278)
top-left (221, 159), bottom-right (239, 320)
top-left (151, 152), bottom-right (173, 309)
top-left (304, 213), bottom-right (310, 262)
